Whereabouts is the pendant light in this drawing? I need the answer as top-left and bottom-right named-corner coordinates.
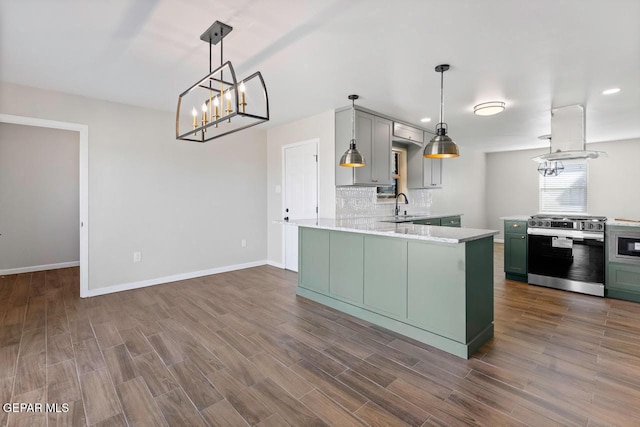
top-left (339, 94), bottom-right (366, 167)
top-left (424, 64), bottom-right (460, 159)
top-left (536, 135), bottom-right (564, 177)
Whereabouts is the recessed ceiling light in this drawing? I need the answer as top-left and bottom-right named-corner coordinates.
top-left (473, 101), bottom-right (505, 116)
top-left (420, 117), bottom-right (431, 123)
top-left (602, 88), bottom-right (620, 95)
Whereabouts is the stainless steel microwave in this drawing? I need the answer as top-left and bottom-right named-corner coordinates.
top-left (609, 229), bottom-right (640, 264)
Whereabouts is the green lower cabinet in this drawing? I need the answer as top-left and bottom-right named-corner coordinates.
top-left (329, 231), bottom-right (364, 304)
top-left (413, 218), bottom-right (441, 226)
top-left (407, 241), bottom-right (466, 342)
top-left (440, 216), bottom-right (461, 227)
top-left (504, 220), bottom-right (528, 282)
top-left (607, 262), bottom-right (640, 303)
top-left (363, 235), bottom-right (407, 319)
top-left (298, 227), bottom-right (330, 293)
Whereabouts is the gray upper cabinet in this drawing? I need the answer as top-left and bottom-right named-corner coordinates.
top-left (335, 108), bottom-right (392, 186)
top-left (406, 132), bottom-right (443, 189)
top-left (392, 122), bottom-right (423, 146)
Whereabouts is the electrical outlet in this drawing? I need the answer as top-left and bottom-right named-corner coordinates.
top-left (133, 251), bottom-right (141, 262)
top-left (241, 239), bottom-right (247, 248)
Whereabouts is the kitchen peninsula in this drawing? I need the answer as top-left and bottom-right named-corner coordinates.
top-left (294, 219), bottom-right (499, 359)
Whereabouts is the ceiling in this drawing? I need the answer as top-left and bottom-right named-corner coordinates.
top-left (1, 0), bottom-right (639, 152)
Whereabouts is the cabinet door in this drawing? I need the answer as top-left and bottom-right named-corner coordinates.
top-left (407, 241), bottom-right (466, 342)
top-left (299, 228), bottom-right (330, 293)
top-left (504, 232), bottom-right (527, 274)
top-left (440, 216), bottom-right (461, 227)
top-left (424, 158), bottom-right (443, 188)
top-left (330, 231), bottom-right (364, 304)
top-left (353, 111), bottom-right (374, 185)
top-left (371, 116), bottom-right (392, 185)
top-left (363, 235), bottom-right (407, 319)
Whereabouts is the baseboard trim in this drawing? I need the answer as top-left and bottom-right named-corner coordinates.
top-left (0, 261), bottom-right (80, 275)
top-left (84, 260), bottom-right (268, 298)
top-left (266, 260), bottom-right (285, 269)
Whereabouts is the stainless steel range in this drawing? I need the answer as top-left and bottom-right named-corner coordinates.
top-left (527, 214), bottom-right (606, 297)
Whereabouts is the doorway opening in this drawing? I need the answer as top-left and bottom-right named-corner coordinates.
top-left (0, 114), bottom-right (89, 296)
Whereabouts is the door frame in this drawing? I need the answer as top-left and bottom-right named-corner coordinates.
top-left (281, 138), bottom-right (319, 269)
top-left (0, 114), bottom-right (89, 297)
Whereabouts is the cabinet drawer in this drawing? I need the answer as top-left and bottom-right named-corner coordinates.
top-left (413, 218), bottom-right (441, 226)
top-left (440, 216), bottom-right (461, 227)
top-left (393, 122), bottom-right (423, 144)
top-left (505, 220), bottom-right (527, 235)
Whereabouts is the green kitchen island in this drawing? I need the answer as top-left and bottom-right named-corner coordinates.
top-left (293, 219), bottom-right (499, 359)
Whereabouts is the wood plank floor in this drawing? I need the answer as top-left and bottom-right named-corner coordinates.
top-left (1, 244), bottom-right (640, 426)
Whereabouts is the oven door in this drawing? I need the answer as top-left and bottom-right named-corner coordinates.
top-left (528, 232), bottom-right (605, 284)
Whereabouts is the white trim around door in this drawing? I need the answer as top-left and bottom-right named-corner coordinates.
top-left (0, 114), bottom-right (89, 297)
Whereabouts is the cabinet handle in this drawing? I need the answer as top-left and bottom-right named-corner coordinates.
top-left (512, 224), bottom-right (520, 228)
top-left (521, 236), bottom-right (525, 239)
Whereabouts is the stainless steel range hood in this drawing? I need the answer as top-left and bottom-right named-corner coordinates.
top-left (532, 105), bottom-right (606, 162)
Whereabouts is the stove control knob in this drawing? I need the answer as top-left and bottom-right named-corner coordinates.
top-left (597, 224), bottom-right (603, 230)
top-left (529, 220), bottom-right (536, 227)
top-left (544, 221), bottom-right (550, 227)
top-left (588, 223), bottom-right (594, 229)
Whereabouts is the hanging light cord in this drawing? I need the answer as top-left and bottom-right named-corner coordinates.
top-left (351, 97), bottom-right (356, 145)
top-left (439, 69), bottom-right (444, 124)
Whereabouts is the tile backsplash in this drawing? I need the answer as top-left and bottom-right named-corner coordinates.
top-left (336, 187), bottom-right (433, 219)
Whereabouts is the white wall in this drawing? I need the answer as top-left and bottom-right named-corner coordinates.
top-left (266, 110), bottom-right (335, 266)
top-left (0, 82), bottom-right (267, 292)
top-left (0, 123), bottom-right (79, 271)
top-left (431, 147), bottom-right (488, 229)
top-left (486, 138), bottom-right (640, 238)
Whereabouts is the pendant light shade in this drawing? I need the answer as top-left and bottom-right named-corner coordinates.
top-left (339, 94), bottom-right (366, 167)
top-left (339, 141), bottom-right (366, 167)
top-left (424, 64), bottom-right (459, 159)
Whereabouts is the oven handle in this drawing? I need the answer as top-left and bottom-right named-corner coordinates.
top-left (527, 228), bottom-right (604, 241)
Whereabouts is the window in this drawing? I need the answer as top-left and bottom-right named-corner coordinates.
top-left (377, 147), bottom-right (407, 201)
top-left (539, 161), bottom-right (588, 213)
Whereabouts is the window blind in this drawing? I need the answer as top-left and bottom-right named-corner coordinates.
top-left (539, 161), bottom-right (588, 213)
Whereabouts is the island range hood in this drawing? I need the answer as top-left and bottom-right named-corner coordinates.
top-left (532, 104), bottom-right (606, 162)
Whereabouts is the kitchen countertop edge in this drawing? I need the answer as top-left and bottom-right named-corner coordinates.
top-left (291, 218), bottom-right (498, 244)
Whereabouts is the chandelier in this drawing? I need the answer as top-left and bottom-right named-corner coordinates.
top-left (176, 21), bottom-right (269, 142)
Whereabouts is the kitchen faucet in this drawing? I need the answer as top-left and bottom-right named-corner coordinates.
top-left (395, 193), bottom-right (409, 216)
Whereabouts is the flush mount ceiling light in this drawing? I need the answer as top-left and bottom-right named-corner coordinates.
top-left (602, 88), bottom-right (620, 95)
top-left (339, 95), bottom-right (366, 167)
top-left (424, 64), bottom-right (460, 159)
top-left (473, 101), bottom-right (505, 116)
top-left (176, 21), bottom-right (269, 143)
top-left (420, 117), bottom-right (432, 123)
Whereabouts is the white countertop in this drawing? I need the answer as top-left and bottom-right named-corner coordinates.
top-left (607, 219), bottom-right (640, 228)
top-left (500, 215), bottom-right (532, 221)
top-left (289, 218), bottom-right (498, 244)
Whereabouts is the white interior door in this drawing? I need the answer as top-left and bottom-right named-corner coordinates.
top-left (284, 141), bottom-right (318, 272)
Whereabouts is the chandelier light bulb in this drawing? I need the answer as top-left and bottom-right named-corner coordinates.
top-left (239, 82), bottom-right (246, 93)
top-left (226, 90), bottom-right (231, 100)
top-left (191, 107), bottom-right (197, 116)
top-left (202, 103), bottom-right (208, 112)
top-left (213, 97), bottom-right (219, 106)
